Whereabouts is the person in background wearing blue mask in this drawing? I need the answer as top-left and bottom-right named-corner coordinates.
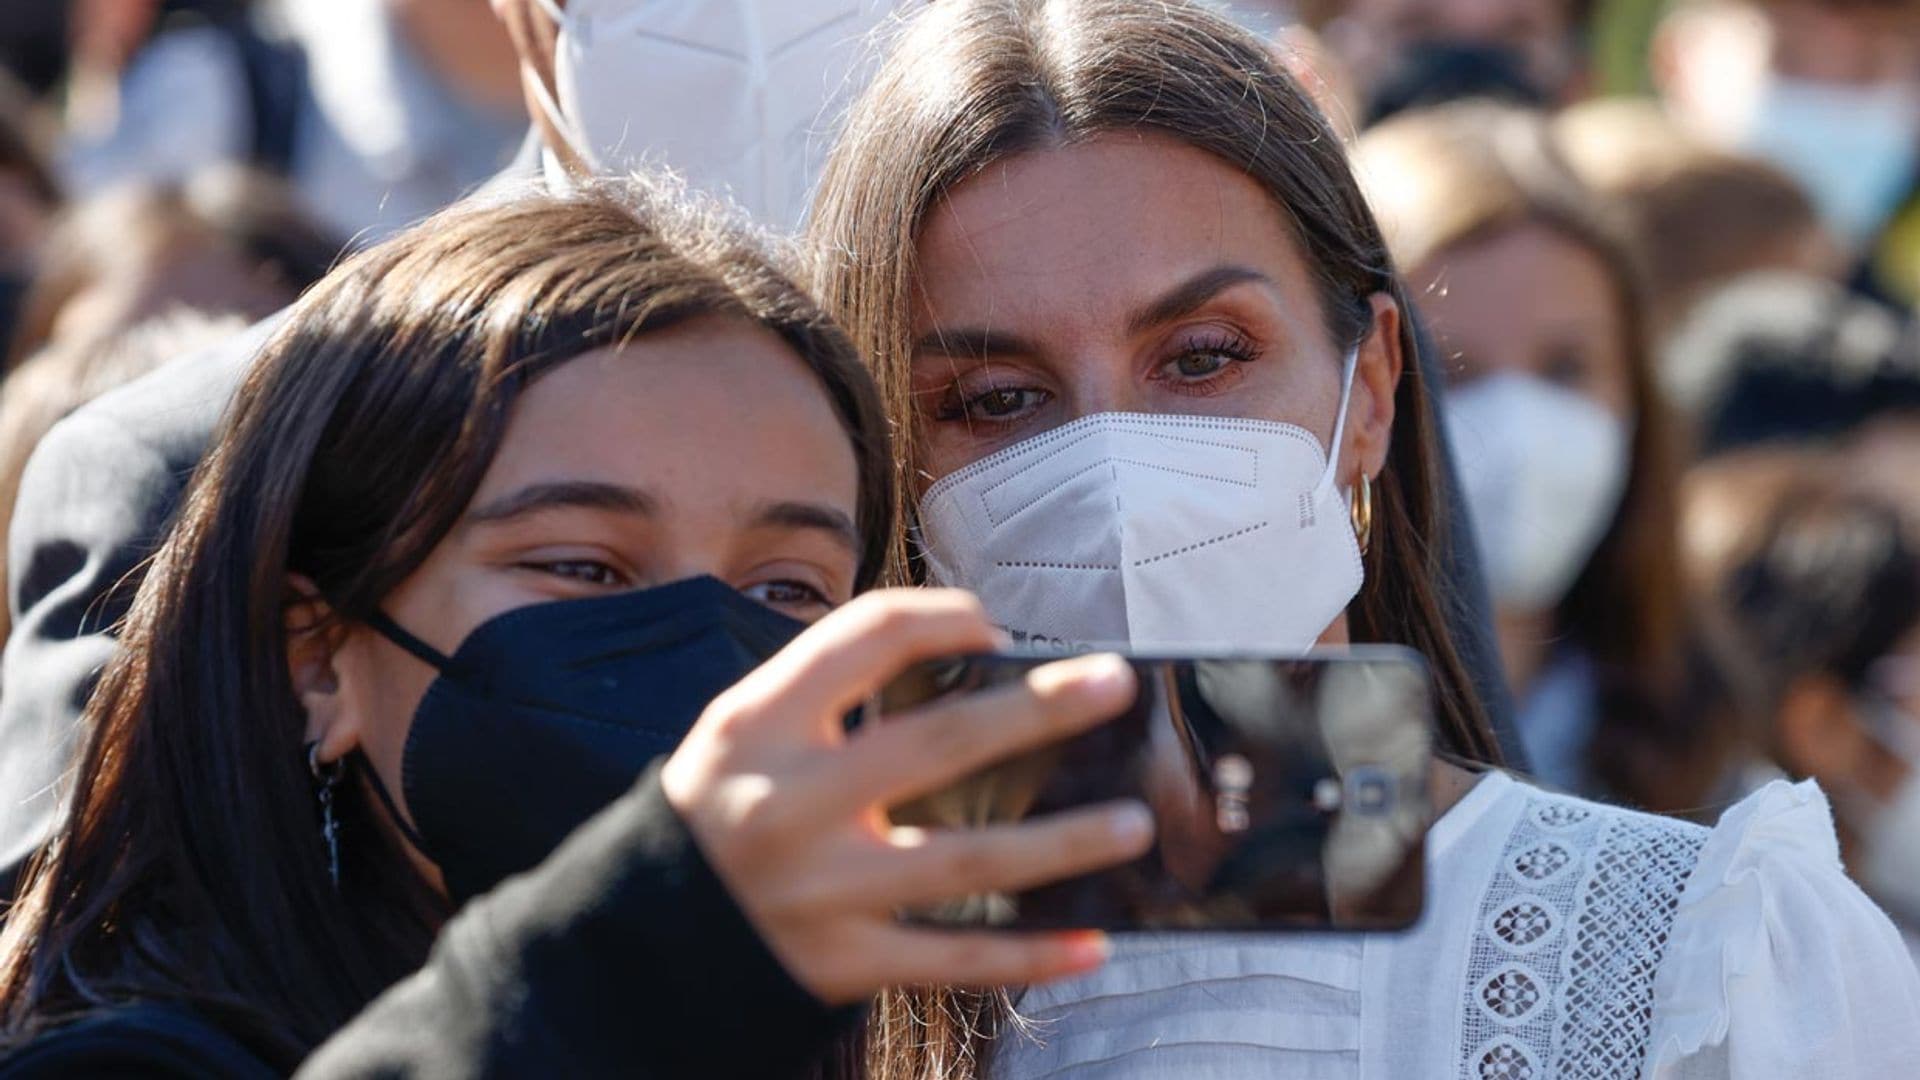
top-left (1355, 103), bottom-right (1699, 811)
top-left (0, 178), bottom-right (1155, 1075)
top-left (809, 2), bottom-right (1920, 1076)
top-left (1656, 0), bottom-right (1920, 304)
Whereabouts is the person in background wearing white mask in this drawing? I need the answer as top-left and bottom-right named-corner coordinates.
top-left (1655, 0), bottom-right (1920, 286)
top-left (493, 0), bottom-right (903, 228)
top-left (810, 3), bottom-right (1920, 1077)
top-left (1356, 102), bottom-right (1696, 811)
top-left (1683, 451), bottom-right (1920, 967)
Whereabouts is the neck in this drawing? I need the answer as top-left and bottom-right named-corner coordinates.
top-left (1494, 607), bottom-right (1558, 700)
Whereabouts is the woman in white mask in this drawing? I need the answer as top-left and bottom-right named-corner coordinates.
top-left (809, 1), bottom-right (1920, 1077)
top-left (1355, 103), bottom-right (1697, 809)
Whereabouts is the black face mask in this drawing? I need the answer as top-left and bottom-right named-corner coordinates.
top-left (367, 575), bottom-right (806, 905)
top-left (1364, 41), bottom-right (1549, 127)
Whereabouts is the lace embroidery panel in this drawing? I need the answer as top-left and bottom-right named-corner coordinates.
top-left (1457, 795), bottom-right (1708, 1080)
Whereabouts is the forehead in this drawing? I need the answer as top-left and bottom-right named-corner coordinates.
top-left (480, 316), bottom-right (859, 508)
top-left (913, 132), bottom-right (1323, 332)
top-left (1419, 222), bottom-right (1618, 320)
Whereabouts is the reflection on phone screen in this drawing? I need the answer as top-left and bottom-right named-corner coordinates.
top-left (878, 650), bottom-right (1433, 932)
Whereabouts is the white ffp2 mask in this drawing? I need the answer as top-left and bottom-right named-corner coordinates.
top-left (916, 350), bottom-right (1365, 651)
top-left (527, 0), bottom-right (894, 227)
top-left (1443, 372), bottom-right (1630, 613)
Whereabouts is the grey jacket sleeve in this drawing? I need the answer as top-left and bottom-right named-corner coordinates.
top-left (0, 412), bottom-right (184, 877)
top-left (0, 317), bottom-right (274, 887)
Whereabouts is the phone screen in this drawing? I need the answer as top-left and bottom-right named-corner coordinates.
top-left (874, 648), bottom-right (1433, 932)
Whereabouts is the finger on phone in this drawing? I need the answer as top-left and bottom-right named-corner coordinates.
top-left (827, 652), bottom-right (1137, 812)
top-left (866, 926), bottom-right (1113, 989)
top-left (877, 799), bottom-right (1154, 906)
top-left (748, 589), bottom-right (1003, 724)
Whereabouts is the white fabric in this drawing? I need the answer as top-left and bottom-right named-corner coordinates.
top-left (918, 363), bottom-right (1363, 652)
top-left (1443, 373), bottom-right (1630, 614)
top-left (990, 772), bottom-right (1920, 1079)
top-left (533, 0), bottom-right (903, 229)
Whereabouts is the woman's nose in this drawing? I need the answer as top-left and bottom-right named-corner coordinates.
top-left (1059, 360), bottom-right (1151, 421)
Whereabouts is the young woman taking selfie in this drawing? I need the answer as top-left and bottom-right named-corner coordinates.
top-left (0, 181), bottom-right (1156, 1076)
top-left (808, 1), bottom-right (1920, 1076)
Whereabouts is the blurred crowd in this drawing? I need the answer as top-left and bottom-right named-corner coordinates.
top-left (0, 0), bottom-right (1914, 1072)
top-left (1238, 0), bottom-right (1920, 951)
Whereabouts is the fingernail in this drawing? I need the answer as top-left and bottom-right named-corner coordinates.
top-left (1109, 801), bottom-right (1155, 845)
top-left (1080, 653), bottom-right (1133, 696)
top-left (1063, 930), bottom-right (1110, 971)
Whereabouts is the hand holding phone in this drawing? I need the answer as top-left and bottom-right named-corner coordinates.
top-left (662, 589), bottom-right (1157, 1004)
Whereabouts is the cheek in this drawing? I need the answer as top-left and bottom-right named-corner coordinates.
top-left (1587, 340), bottom-right (1638, 422)
top-left (335, 637), bottom-right (439, 822)
top-left (913, 423), bottom-right (980, 499)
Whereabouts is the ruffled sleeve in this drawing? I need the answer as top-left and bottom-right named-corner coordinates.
top-left (1645, 779), bottom-right (1920, 1079)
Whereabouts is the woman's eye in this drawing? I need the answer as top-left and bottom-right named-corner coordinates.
top-left (1169, 350), bottom-right (1236, 379)
top-left (741, 579), bottom-right (832, 609)
top-left (1540, 349), bottom-right (1592, 389)
top-left (531, 560), bottom-right (623, 587)
top-left (935, 385), bottom-right (1050, 423)
top-left (1157, 332), bottom-right (1260, 386)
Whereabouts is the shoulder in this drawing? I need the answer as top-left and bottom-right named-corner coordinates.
top-left (1642, 780), bottom-right (1920, 1075)
top-left (12, 315), bottom-right (277, 526)
top-left (65, 314), bottom-right (280, 464)
top-left (0, 1004), bottom-right (280, 1079)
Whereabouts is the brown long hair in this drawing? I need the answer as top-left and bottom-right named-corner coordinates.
top-left (1355, 102), bottom-right (1686, 808)
top-left (806, 2), bottom-right (1501, 1075)
top-left (0, 178), bottom-right (894, 1058)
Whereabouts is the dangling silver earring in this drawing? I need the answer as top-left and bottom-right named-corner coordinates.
top-left (308, 743), bottom-right (346, 889)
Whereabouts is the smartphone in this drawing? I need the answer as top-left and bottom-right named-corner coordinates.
top-left (872, 647), bottom-right (1433, 932)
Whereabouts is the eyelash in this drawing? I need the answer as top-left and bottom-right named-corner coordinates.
top-left (525, 561), bottom-right (833, 611)
top-left (742, 579), bottom-right (833, 610)
top-left (529, 559), bottom-right (626, 587)
top-left (926, 329), bottom-right (1264, 428)
top-left (1154, 329), bottom-right (1262, 395)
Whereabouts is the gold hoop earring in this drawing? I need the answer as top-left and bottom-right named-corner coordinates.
top-left (1350, 473), bottom-right (1374, 557)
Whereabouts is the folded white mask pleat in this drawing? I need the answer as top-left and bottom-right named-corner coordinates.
top-left (917, 359), bottom-right (1364, 652)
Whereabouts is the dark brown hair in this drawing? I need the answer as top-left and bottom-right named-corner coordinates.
top-left (1357, 102), bottom-right (1687, 808)
top-left (0, 178), bottom-right (895, 1057)
top-left (807, 2), bottom-right (1501, 1074)
top-left (1553, 100), bottom-right (1828, 337)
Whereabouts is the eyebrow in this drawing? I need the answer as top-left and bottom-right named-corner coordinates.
top-left (1125, 265), bottom-right (1273, 336)
top-left (464, 481), bottom-right (658, 526)
top-left (748, 499), bottom-right (861, 555)
top-left (911, 264), bottom-right (1275, 360)
top-left (912, 324), bottom-right (1040, 361)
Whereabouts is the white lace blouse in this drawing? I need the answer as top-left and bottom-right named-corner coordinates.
top-left (989, 770), bottom-right (1920, 1079)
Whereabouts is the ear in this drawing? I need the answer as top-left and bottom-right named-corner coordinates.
top-left (1774, 673), bottom-right (1870, 786)
top-left (285, 574), bottom-right (361, 764)
top-left (1342, 292), bottom-right (1403, 488)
